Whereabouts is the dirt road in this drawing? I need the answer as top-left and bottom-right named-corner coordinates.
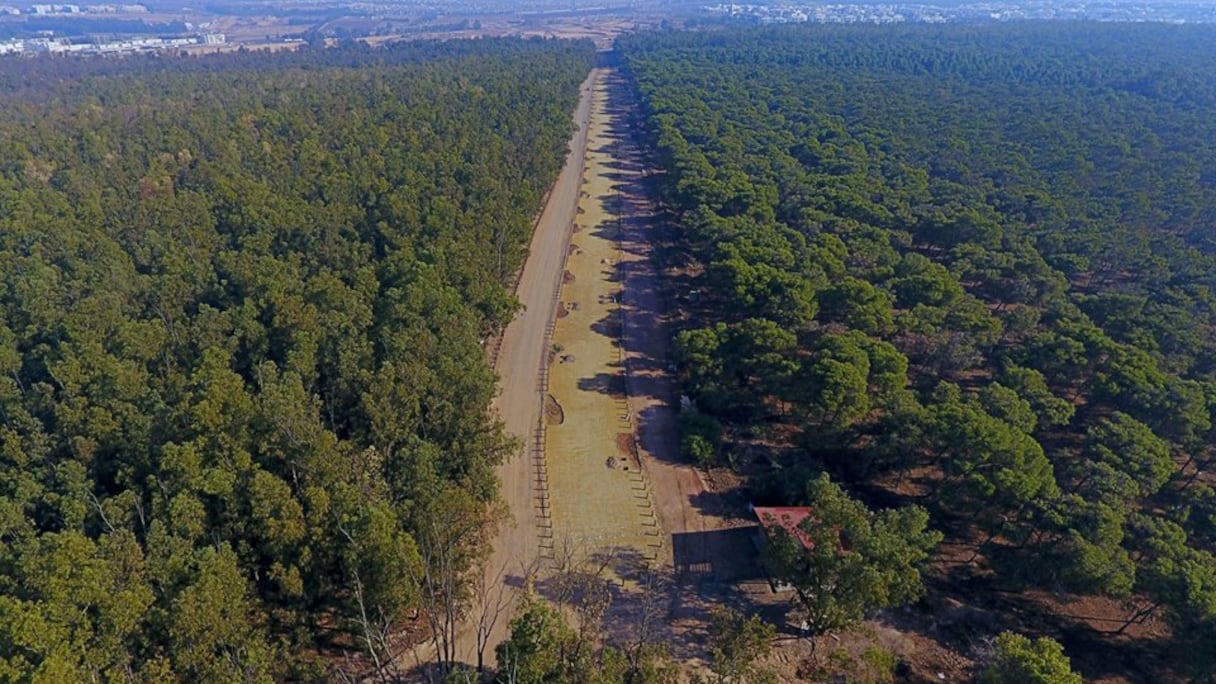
top-left (453, 69), bottom-right (599, 668)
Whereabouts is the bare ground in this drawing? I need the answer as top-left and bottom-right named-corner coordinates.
top-left (543, 73), bottom-right (664, 571)
top-left (564, 69), bottom-right (793, 674)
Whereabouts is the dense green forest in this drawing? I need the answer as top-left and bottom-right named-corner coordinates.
top-left (620, 23), bottom-right (1216, 680)
top-left (0, 38), bottom-right (594, 680)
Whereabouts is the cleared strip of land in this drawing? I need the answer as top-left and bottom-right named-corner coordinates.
top-left (454, 69), bottom-right (598, 667)
top-left (544, 73), bottom-right (663, 569)
top-left (454, 65), bottom-right (762, 674)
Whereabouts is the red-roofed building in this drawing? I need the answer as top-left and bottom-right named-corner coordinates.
top-left (751, 505), bottom-right (818, 594)
top-left (753, 506), bottom-right (816, 550)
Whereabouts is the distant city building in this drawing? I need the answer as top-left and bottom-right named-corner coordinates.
top-left (1, 33), bottom-right (217, 56)
top-left (29, 3), bottom-right (81, 14)
top-left (704, 0), bottom-right (1216, 25)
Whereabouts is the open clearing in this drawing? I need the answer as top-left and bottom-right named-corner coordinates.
top-left (537, 68), bottom-right (784, 670)
top-left (543, 73), bottom-right (664, 571)
top-left (451, 64), bottom-right (782, 677)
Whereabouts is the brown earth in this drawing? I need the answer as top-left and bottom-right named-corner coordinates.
top-left (542, 70), bottom-right (661, 571)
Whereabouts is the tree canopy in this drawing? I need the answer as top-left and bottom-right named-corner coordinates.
top-left (761, 473), bottom-right (941, 635)
top-left (620, 22), bottom-right (1216, 678)
top-left (980, 632), bottom-right (1082, 684)
top-left (0, 37), bottom-right (595, 679)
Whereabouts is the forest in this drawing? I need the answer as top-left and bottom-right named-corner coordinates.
top-left (619, 22), bottom-right (1216, 681)
top-left (0, 38), bottom-right (595, 680)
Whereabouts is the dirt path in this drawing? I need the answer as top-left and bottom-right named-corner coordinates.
top-left (592, 70), bottom-right (794, 671)
top-left (453, 69), bottom-right (598, 668)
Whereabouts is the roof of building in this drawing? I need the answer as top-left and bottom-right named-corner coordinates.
top-left (754, 506), bottom-right (816, 551)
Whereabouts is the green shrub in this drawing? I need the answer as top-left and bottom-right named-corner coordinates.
top-left (678, 408), bottom-right (722, 467)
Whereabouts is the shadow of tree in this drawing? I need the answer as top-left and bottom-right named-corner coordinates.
top-left (576, 371), bottom-right (626, 397)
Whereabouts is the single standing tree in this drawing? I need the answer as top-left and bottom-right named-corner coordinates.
top-left (979, 632), bottom-right (1082, 684)
top-left (706, 608), bottom-right (777, 684)
top-left (1082, 412), bottom-right (1175, 498)
top-left (761, 473), bottom-right (941, 635)
top-left (495, 596), bottom-right (576, 684)
top-left (1122, 515), bottom-right (1216, 633)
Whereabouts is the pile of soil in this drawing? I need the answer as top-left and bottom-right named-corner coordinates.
top-left (615, 432), bottom-right (639, 461)
top-left (545, 394), bottom-right (565, 425)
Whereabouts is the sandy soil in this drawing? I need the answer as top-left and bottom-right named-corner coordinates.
top-left (542, 74), bottom-right (664, 571)
top-left (577, 70), bottom-right (768, 585)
